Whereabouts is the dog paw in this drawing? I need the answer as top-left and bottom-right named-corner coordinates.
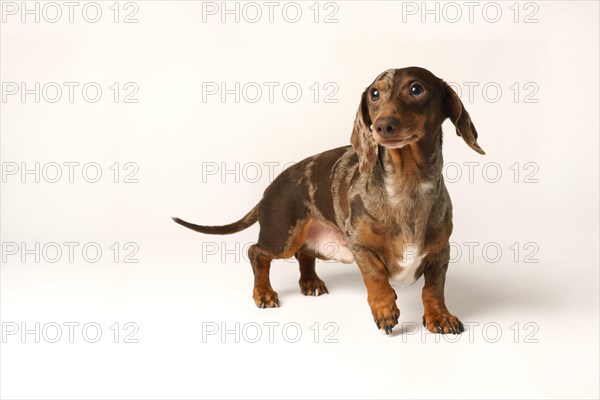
top-left (253, 289), bottom-right (280, 308)
top-left (299, 277), bottom-right (329, 296)
top-left (422, 312), bottom-right (464, 334)
top-left (371, 302), bottom-right (400, 335)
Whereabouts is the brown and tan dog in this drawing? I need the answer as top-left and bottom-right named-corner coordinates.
top-left (173, 67), bottom-right (484, 335)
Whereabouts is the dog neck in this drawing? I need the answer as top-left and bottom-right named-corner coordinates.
top-left (378, 128), bottom-right (444, 192)
top-left (373, 129), bottom-right (444, 245)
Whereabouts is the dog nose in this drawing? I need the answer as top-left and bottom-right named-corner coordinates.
top-left (374, 117), bottom-right (399, 137)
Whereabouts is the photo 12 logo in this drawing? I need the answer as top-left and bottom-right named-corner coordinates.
top-left (201, 321), bottom-right (340, 343)
top-left (400, 1), bottom-right (540, 24)
top-left (1, 1), bottom-right (140, 23)
top-left (1, 82), bottom-right (140, 104)
top-left (2, 322), bottom-right (140, 344)
top-left (401, 321), bottom-right (540, 344)
top-left (201, 81), bottom-right (339, 104)
top-left (1, 162), bottom-right (140, 184)
top-left (200, 1), bottom-right (340, 24)
top-left (447, 81), bottom-right (540, 104)
top-left (196, 240), bottom-right (539, 265)
top-left (196, 161), bottom-right (540, 185)
top-left (1, 242), bottom-right (140, 264)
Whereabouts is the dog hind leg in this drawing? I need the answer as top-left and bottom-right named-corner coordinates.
top-left (248, 244), bottom-right (280, 308)
top-left (295, 249), bottom-right (329, 296)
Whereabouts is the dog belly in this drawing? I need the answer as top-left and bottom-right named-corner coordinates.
top-left (304, 222), bottom-right (355, 263)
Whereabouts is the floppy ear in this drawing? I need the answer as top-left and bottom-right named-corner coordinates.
top-left (444, 83), bottom-right (485, 155)
top-left (350, 89), bottom-right (378, 173)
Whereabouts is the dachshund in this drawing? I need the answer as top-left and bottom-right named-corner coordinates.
top-left (173, 67), bottom-right (485, 335)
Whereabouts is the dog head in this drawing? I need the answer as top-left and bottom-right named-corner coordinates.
top-left (351, 67), bottom-right (485, 174)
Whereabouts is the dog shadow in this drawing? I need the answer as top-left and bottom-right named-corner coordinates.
top-left (300, 263), bottom-right (561, 321)
top-left (442, 267), bottom-right (561, 319)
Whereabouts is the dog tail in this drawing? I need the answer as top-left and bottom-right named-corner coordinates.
top-left (172, 204), bottom-right (259, 235)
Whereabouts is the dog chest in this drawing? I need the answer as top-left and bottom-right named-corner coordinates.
top-left (388, 245), bottom-right (427, 287)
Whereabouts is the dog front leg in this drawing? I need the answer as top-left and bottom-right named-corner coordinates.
top-left (352, 245), bottom-right (399, 334)
top-left (422, 245), bottom-right (464, 334)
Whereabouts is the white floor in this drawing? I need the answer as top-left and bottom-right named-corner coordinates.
top-left (2, 232), bottom-right (598, 399)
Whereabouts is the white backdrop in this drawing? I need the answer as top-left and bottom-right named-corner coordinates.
top-left (1, 1), bottom-right (599, 399)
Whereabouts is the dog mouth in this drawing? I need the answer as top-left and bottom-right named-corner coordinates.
top-left (375, 134), bottom-right (418, 149)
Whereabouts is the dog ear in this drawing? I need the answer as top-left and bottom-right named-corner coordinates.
top-left (443, 82), bottom-right (485, 155)
top-left (351, 89), bottom-right (378, 173)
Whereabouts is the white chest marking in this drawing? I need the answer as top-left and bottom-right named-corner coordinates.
top-left (420, 181), bottom-right (435, 192)
top-left (389, 246), bottom-right (427, 287)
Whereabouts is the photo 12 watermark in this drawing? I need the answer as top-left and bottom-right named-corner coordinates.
top-left (401, 321), bottom-right (540, 344)
top-left (1, 162), bottom-right (140, 184)
top-left (201, 321), bottom-right (340, 343)
top-left (399, 1), bottom-right (540, 24)
top-left (1, 82), bottom-right (140, 104)
top-left (1, 1), bottom-right (140, 24)
top-left (200, 1), bottom-right (340, 24)
top-left (196, 240), bottom-right (540, 264)
top-left (2, 321), bottom-right (140, 343)
top-left (1, 242), bottom-right (140, 264)
top-left (196, 160), bottom-right (539, 185)
top-left (201, 81), bottom-right (339, 104)
top-left (447, 81), bottom-right (540, 104)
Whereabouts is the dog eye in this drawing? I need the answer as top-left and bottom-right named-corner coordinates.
top-left (370, 88), bottom-right (380, 101)
top-left (410, 84), bottom-right (424, 97)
